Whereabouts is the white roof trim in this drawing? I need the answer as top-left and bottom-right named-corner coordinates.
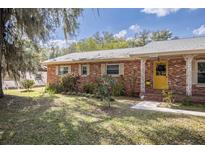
top-left (44, 36), bottom-right (205, 64)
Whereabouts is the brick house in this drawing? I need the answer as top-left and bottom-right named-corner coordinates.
top-left (44, 37), bottom-right (205, 103)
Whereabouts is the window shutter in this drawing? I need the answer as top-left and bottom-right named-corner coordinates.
top-left (101, 64), bottom-right (106, 76)
top-left (78, 64), bottom-right (81, 75)
top-left (68, 65), bottom-right (71, 74)
top-left (119, 63), bottom-right (124, 76)
top-left (56, 66), bottom-right (59, 75)
top-left (87, 64), bottom-right (90, 75)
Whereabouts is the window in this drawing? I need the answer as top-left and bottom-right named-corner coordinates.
top-left (35, 74), bottom-right (42, 80)
top-left (58, 66), bottom-right (69, 75)
top-left (81, 65), bottom-right (88, 76)
top-left (197, 61), bottom-right (205, 84)
top-left (107, 64), bottom-right (119, 75)
top-left (156, 64), bottom-right (166, 76)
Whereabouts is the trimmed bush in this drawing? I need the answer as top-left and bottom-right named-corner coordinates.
top-left (96, 75), bottom-right (115, 108)
top-left (112, 76), bottom-right (125, 96)
top-left (45, 83), bottom-right (63, 94)
top-left (21, 79), bottom-right (35, 91)
top-left (83, 83), bottom-right (96, 94)
top-left (60, 73), bottom-right (80, 92)
top-left (45, 74), bottom-right (80, 94)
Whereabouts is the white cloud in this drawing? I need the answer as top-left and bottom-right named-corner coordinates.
top-left (141, 8), bottom-right (180, 17)
top-left (193, 25), bottom-right (205, 36)
top-left (126, 37), bottom-right (134, 41)
top-left (189, 8), bottom-right (198, 10)
top-left (46, 39), bottom-right (76, 48)
top-left (129, 24), bottom-right (141, 33)
top-left (114, 30), bottom-right (127, 38)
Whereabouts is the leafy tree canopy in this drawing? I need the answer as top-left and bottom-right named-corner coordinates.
top-left (0, 8), bottom-right (82, 97)
top-left (47, 29), bottom-right (174, 59)
top-left (151, 30), bottom-right (172, 41)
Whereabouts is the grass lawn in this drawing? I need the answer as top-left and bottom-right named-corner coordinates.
top-left (159, 102), bottom-right (205, 112)
top-left (0, 87), bottom-right (205, 144)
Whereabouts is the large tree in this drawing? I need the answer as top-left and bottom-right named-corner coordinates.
top-left (134, 30), bottom-right (150, 46)
top-left (0, 8), bottom-right (82, 97)
top-left (151, 30), bottom-right (172, 41)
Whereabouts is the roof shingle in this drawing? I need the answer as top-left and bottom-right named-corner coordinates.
top-left (44, 36), bottom-right (205, 64)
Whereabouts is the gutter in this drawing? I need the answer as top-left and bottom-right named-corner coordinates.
top-left (43, 49), bottom-right (205, 65)
top-left (42, 57), bottom-right (137, 65)
top-left (129, 49), bottom-right (205, 58)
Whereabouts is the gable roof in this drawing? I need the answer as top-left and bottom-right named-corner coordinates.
top-left (44, 36), bottom-right (205, 64)
top-left (44, 47), bottom-right (135, 64)
top-left (130, 36), bottom-right (205, 56)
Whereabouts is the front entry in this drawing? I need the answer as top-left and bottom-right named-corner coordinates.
top-left (153, 61), bottom-right (168, 89)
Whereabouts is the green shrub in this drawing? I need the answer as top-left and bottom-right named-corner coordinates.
top-left (21, 79), bottom-right (35, 91)
top-left (45, 83), bottom-right (63, 94)
top-left (112, 76), bottom-right (125, 96)
top-left (60, 73), bottom-right (80, 92)
top-left (182, 96), bottom-right (193, 106)
top-left (96, 75), bottom-right (115, 108)
top-left (162, 89), bottom-right (174, 103)
top-left (83, 83), bottom-right (96, 94)
top-left (45, 74), bottom-right (80, 95)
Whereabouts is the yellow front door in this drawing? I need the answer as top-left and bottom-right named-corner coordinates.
top-left (153, 61), bottom-right (168, 89)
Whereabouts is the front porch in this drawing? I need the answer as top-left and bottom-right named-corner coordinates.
top-left (139, 54), bottom-right (205, 103)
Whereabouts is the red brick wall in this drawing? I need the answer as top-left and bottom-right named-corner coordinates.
top-left (192, 85), bottom-right (205, 96)
top-left (123, 60), bottom-right (141, 95)
top-left (47, 56), bottom-right (205, 99)
top-left (168, 57), bottom-right (186, 95)
top-left (47, 60), bottom-right (141, 95)
top-left (144, 57), bottom-right (187, 95)
top-left (144, 56), bottom-right (205, 102)
top-left (47, 65), bottom-right (60, 84)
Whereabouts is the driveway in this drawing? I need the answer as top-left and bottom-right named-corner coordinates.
top-left (131, 101), bottom-right (205, 117)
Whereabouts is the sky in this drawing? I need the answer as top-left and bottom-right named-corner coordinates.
top-left (51, 8), bottom-right (205, 47)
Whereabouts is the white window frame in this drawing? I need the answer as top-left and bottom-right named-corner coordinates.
top-left (106, 64), bottom-right (120, 77)
top-left (58, 65), bottom-right (71, 76)
top-left (35, 73), bottom-right (42, 80)
top-left (196, 60), bottom-right (205, 85)
top-left (81, 64), bottom-right (88, 76)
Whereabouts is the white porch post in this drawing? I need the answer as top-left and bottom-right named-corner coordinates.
top-left (140, 58), bottom-right (147, 94)
top-left (184, 55), bottom-right (195, 96)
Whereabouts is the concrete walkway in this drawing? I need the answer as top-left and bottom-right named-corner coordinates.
top-left (131, 101), bottom-right (205, 117)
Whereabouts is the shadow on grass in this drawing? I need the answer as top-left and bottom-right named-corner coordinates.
top-left (0, 94), bottom-right (59, 110)
top-left (20, 90), bottom-right (34, 93)
top-left (0, 94), bottom-right (135, 144)
top-left (0, 94), bottom-right (205, 144)
top-left (139, 124), bottom-right (205, 144)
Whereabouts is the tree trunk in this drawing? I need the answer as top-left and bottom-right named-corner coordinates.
top-left (0, 66), bottom-right (4, 98)
top-left (0, 9), bottom-right (4, 98)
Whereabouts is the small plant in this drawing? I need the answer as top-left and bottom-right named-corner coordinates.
top-left (44, 84), bottom-right (57, 95)
top-left (83, 83), bottom-right (96, 94)
top-left (162, 89), bottom-right (174, 103)
top-left (182, 96), bottom-right (193, 106)
top-left (60, 73), bottom-right (80, 92)
top-left (45, 83), bottom-right (62, 95)
top-left (21, 79), bottom-right (35, 91)
top-left (112, 76), bottom-right (125, 96)
top-left (47, 88), bottom-right (56, 95)
top-left (96, 75), bottom-right (115, 108)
